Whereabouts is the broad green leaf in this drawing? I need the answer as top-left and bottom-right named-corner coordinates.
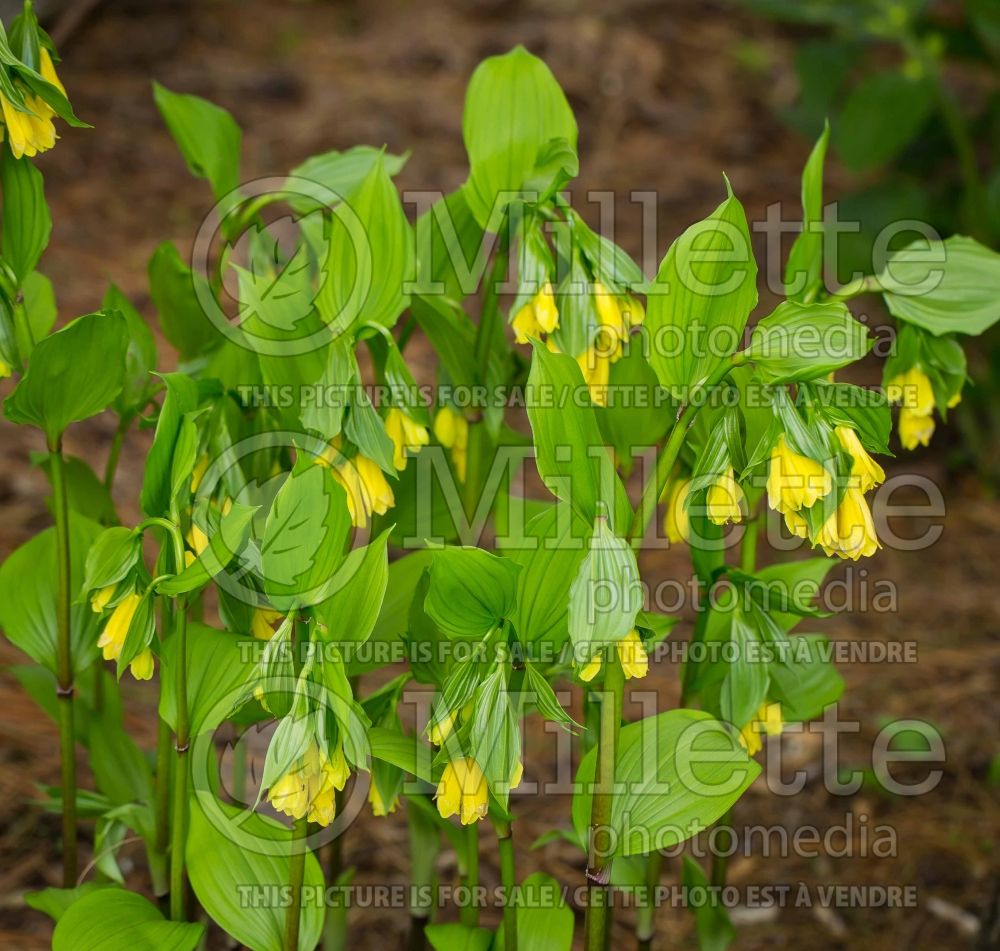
top-left (808, 380), bottom-right (891, 454)
top-left (159, 623), bottom-right (256, 735)
top-left (262, 464), bottom-right (352, 610)
top-left (52, 887), bottom-right (203, 951)
top-left (768, 633), bottom-right (844, 721)
top-left (834, 71), bottom-right (933, 173)
top-left (153, 82), bottom-right (241, 199)
top-left (34, 452), bottom-right (118, 526)
top-left (187, 798), bottom-right (325, 951)
top-left (148, 241), bottom-right (220, 361)
top-left (413, 187), bottom-right (485, 301)
top-left (645, 182), bottom-right (758, 395)
top-left (747, 299), bottom-right (871, 383)
top-left (140, 372), bottom-right (199, 517)
top-left (525, 344), bottom-right (631, 532)
top-left (369, 724), bottom-right (435, 784)
top-left (572, 710), bottom-right (760, 856)
top-left (87, 703), bottom-right (154, 827)
top-left (424, 546), bottom-right (520, 639)
top-left (425, 923), bottom-right (493, 951)
top-left (495, 872), bottom-right (574, 951)
top-left (879, 235), bottom-right (1000, 336)
top-left (314, 527), bottom-right (390, 645)
top-left (0, 512), bottom-right (101, 673)
top-left (316, 154), bottom-right (414, 333)
top-left (103, 283), bottom-right (157, 415)
top-left (1, 146), bottom-right (50, 282)
top-left (288, 145), bottom-right (408, 215)
top-left (19, 270), bottom-right (57, 354)
top-left (24, 883), bottom-right (114, 922)
top-left (4, 311), bottom-right (128, 442)
top-left (461, 46), bottom-right (578, 228)
top-left (784, 121), bottom-right (828, 302)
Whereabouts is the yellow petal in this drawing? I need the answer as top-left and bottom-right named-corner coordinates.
top-left (707, 467), bottom-right (745, 525)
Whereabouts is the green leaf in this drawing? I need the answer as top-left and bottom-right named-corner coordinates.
top-left (645, 182), bottom-right (758, 395)
top-left (413, 187), bottom-right (485, 301)
top-left (461, 46), bottom-right (578, 228)
top-left (19, 270), bottom-right (57, 354)
top-left (369, 724), bottom-right (435, 784)
top-left (187, 796), bottom-right (325, 951)
top-left (424, 546), bottom-right (520, 638)
top-left (784, 121), bottom-right (828, 302)
top-left (103, 283), bottom-right (158, 415)
top-left (834, 71), bottom-right (933, 173)
top-left (148, 241), bottom-right (220, 361)
top-left (24, 883), bottom-right (115, 922)
top-left (262, 464), bottom-right (352, 610)
top-left (425, 923), bottom-right (494, 951)
top-left (0, 513), bottom-right (101, 673)
top-left (159, 623), bottom-right (255, 735)
top-left (525, 344), bottom-right (631, 532)
top-left (88, 703), bottom-right (154, 820)
top-left (52, 887), bottom-right (203, 951)
top-left (139, 372), bottom-right (199, 517)
top-left (681, 856), bottom-right (735, 951)
top-left (153, 82), bottom-right (241, 199)
top-left (34, 452), bottom-right (118, 526)
top-left (808, 380), bottom-right (891, 454)
top-left (879, 235), bottom-right (1000, 336)
top-left (1, 146), bottom-right (50, 283)
top-left (316, 154), bottom-right (414, 334)
top-left (747, 299), bottom-right (871, 383)
top-left (4, 311), bottom-right (128, 442)
top-left (768, 633), bottom-right (844, 721)
top-left (572, 710), bottom-right (760, 856)
top-left (495, 872), bottom-right (574, 951)
top-left (314, 527), bottom-right (390, 645)
top-left (288, 145), bottom-right (408, 215)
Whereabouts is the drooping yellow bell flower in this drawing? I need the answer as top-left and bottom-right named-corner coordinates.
top-left (330, 453), bottom-right (395, 528)
top-left (897, 407), bottom-right (935, 450)
top-left (369, 780), bottom-right (398, 817)
top-left (593, 282), bottom-right (626, 343)
top-left (661, 477), bottom-right (691, 545)
top-left (738, 702), bottom-right (783, 756)
top-left (835, 426), bottom-right (884, 492)
top-left (385, 407), bottom-right (430, 471)
top-left (815, 482), bottom-right (880, 561)
top-left (129, 648), bottom-right (155, 681)
top-left (427, 709), bottom-right (456, 746)
top-left (886, 366), bottom-right (935, 415)
top-left (576, 347), bottom-right (610, 407)
top-left (622, 296), bottom-right (644, 328)
top-left (433, 406), bottom-right (469, 483)
top-left (783, 507), bottom-right (809, 539)
top-left (0, 48), bottom-right (66, 160)
top-left (96, 592), bottom-right (152, 680)
top-left (766, 435), bottom-right (833, 514)
top-left (512, 283), bottom-right (559, 343)
top-left (251, 607), bottom-right (283, 640)
top-left (578, 630), bottom-right (649, 682)
top-left (267, 740), bottom-right (348, 827)
top-left (707, 467), bottom-right (745, 526)
top-left (435, 757), bottom-right (489, 825)
top-left (90, 585), bottom-right (115, 613)
top-left (510, 760), bottom-right (524, 789)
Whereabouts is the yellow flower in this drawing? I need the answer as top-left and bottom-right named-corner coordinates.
top-left (947, 391), bottom-right (962, 409)
top-left (187, 523), bottom-right (209, 557)
top-left (129, 648), bottom-right (155, 681)
top-left (621, 296), bottom-right (645, 328)
top-left (90, 585), bottom-right (115, 613)
top-left (190, 455), bottom-right (209, 493)
top-left (579, 631), bottom-right (649, 682)
top-left (0, 91), bottom-right (56, 160)
top-left (707, 467), bottom-right (745, 526)
top-left (835, 426), bottom-right (884, 492)
top-left (593, 282), bottom-right (626, 343)
top-left (815, 483), bottom-right (880, 561)
top-left (96, 593), bottom-right (140, 662)
top-left (267, 741), bottom-right (348, 827)
top-left (428, 710), bottom-right (456, 746)
top-left (661, 478), bottom-right (691, 545)
top-left (738, 702), bottom-right (783, 756)
top-left (433, 406), bottom-right (469, 483)
top-left (435, 757), bottom-right (489, 825)
top-left (251, 607), bottom-right (283, 640)
top-left (898, 407), bottom-right (935, 450)
top-left (766, 435), bottom-right (832, 514)
top-left (510, 760), bottom-right (524, 789)
top-left (783, 507), bottom-right (809, 539)
top-left (369, 780), bottom-right (398, 817)
top-left (617, 629), bottom-right (649, 680)
top-left (385, 407), bottom-right (429, 471)
top-left (512, 284), bottom-right (559, 343)
top-left (886, 367), bottom-right (935, 415)
top-left (328, 743), bottom-right (351, 790)
top-left (39, 49), bottom-right (66, 95)
top-left (576, 348), bottom-right (610, 407)
top-left (331, 453), bottom-right (395, 528)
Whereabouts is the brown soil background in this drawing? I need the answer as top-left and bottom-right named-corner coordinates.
top-left (0, 1), bottom-right (997, 948)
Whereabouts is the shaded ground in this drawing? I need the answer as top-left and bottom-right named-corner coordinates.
top-left (0, 0), bottom-right (997, 948)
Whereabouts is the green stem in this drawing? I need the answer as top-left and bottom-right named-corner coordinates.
top-left (284, 817), bottom-right (308, 951)
top-left (629, 357), bottom-right (741, 546)
top-left (740, 513), bottom-right (759, 573)
top-left (152, 715), bottom-right (172, 898)
top-left (322, 787), bottom-right (348, 951)
top-left (104, 421), bottom-right (126, 490)
top-left (168, 594), bottom-right (189, 920)
top-left (583, 650), bottom-right (624, 951)
top-left (460, 822), bottom-right (480, 927)
top-left (49, 442), bottom-right (77, 887)
top-left (494, 818), bottom-right (518, 951)
top-left (710, 809), bottom-right (734, 889)
top-left (635, 849), bottom-right (662, 950)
